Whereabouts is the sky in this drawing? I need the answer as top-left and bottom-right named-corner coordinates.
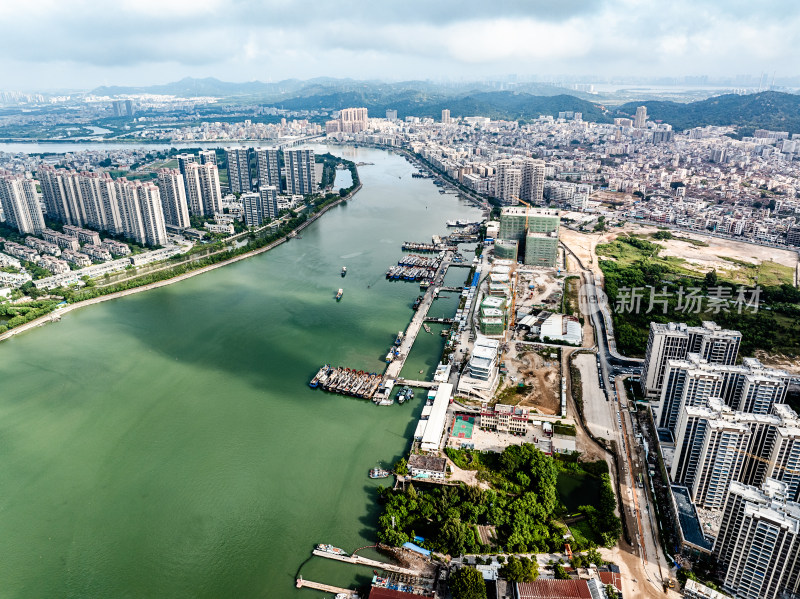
top-left (1, 0), bottom-right (799, 91)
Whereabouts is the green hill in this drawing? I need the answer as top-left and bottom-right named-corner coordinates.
top-left (618, 91), bottom-right (800, 134)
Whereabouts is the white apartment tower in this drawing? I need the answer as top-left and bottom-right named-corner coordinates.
top-left (156, 168), bottom-right (191, 228)
top-left (520, 158), bottom-right (546, 205)
top-left (254, 147), bottom-right (281, 191)
top-left (641, 321), bottom-right (741, 400)
top-left (441, 109), bottom-right (451, 124)
top-left (198, 150), bottom-right (217, 165)
top-left (0, 173), bottom-right (45, 234)
top-left (635, 105), bottom-right (648, 128)
top-left (284, 149), bottom-right (315, 196)
top-left (135, 182), bottom-right (168, 247)
top-left (225, 147), bottom-right (251, 194)
top-left (494, 160), bottom-right (522, 205)
top-left (713, 479), bottom-right (800, 599)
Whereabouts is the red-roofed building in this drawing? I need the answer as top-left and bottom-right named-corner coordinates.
top-left (368, 587), bottom-right (424, 599)
top-left (599, 571), bottom-right (622, 593)
top-left (516, 579), bottom-right (593, 599)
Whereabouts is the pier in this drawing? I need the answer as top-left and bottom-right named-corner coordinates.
top-left (424, 317), bottom-right (454, 324)
top-left (402, 241), bottom-right (454, 252)
top-left (311, 549), bottom-right (420, 575)
top-left (295, 576), bottom-right (360, 597)
top-left (384, 251), bottom-right (453, 381)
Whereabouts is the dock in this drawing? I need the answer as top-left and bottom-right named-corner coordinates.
top-left (312, 549), bottom-right (420, 575)
top-left (384, 251), bottom-right (453, 381)
top-left (296, 576), bottom-right (359, 597)
top-left (402, 241), bottom-right (455, 252)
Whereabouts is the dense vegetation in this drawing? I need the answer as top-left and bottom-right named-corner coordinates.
top-left (618, 91), bottom-right (800, 134)
top-left (598, 235), bottom-right (800, 357)
top-left (448, 567), bottom-right (487, 599)
top-left (377, 444), bottom-right (620, 556)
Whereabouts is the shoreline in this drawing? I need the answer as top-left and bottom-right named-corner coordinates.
top-left (0, 182), bottom-right (362, 344)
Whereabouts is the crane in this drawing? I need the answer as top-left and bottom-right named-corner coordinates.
top-left (512, 195), bottom-right (531, 231)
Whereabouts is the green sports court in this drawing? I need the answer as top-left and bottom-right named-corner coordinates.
top-left (451, 415), bottom-right (475, 439)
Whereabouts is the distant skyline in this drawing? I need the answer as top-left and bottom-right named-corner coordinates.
top-left (2, 0), bottom-right (799, 91)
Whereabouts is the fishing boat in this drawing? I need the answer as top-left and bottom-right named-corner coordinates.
top-left (369, 468), bottom-right (391, 479)
top-left (395, 331), bottom-right (404, 345)
top-left (336, 288), bottom-right (343, 301)
top-left (309, 364), bottom-right (330, 388)
top-left (316, 544), bottom-right (348, 556)
top-left (412, 295), bottom-right (423, 310)
top-left (341, 266), bottom-right (347, 277)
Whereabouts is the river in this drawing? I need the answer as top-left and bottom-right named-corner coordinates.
top-left (0, 145), bottom-right (483, 598)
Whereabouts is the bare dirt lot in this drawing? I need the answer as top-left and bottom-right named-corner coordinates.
top-left (504, 349), bottom-right (561, 414)
top-left (561, 225), bottom-right (799, 286)
top-left (753, 350), bottom-right (800, 375)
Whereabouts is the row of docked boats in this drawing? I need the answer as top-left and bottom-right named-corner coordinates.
top-left (401, 241), bottom-right (452, 252)
top-left (397, 254), bottom-right (439, 268)
top-left (385, 265), bottom-right (437, 281)
top-left (309, 365), bottom-right (383, 399)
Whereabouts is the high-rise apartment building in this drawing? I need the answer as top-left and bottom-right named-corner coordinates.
top-left (156, 168), bottom-right (191, 228)
top-left (441, 109), bottom-right (451, 124)
top-left (635, 105), bottom-right (648, 128)
top-left (386, 109), bottom-right (398, 121)
top-left (176, 153), bottom-right (197, 177)
top-left (260, 185), bottom-right (278, 220)
top-left (241, 186), bottom-right (279, 228)
top-left (520, 158), bottom-right (546, 205)
top-left (713, 479), bottom-right (800, 599)
top-left (0, 173), bottom-right (45, 234)
top-left (657, 354), bottom-right (789, 434)
top-left (183, 163), bottom-right (222, 216)
top-left (78, 171), bottom-right (121, 234)
top-left (284, 149), bottom-right (315, 196)
top-left (225, 147), bottom-right (251, 194)
top-left (135, 181), bottom-right (168, 247)
top-left (493, 160), bottom-right (522, 204)
top-left (338, 107), bottom-right (369, 133)
top-left (641, 321), bottom-right (741, 399)
top-left (198, 150), bottom-right (217, 166)
top-left (254, 147), bottom-right (281, 191)
top-left (498, 206), bottom-right (559, 241)
top-left (197, 163), bottom-right (222, 216)
top-left (38, 166), bottom-right (87, 226)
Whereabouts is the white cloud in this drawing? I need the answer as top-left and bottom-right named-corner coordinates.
top-left (0, 0), bottom-right (798, 88)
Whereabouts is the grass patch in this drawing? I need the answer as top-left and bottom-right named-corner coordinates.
top-left (569, 519), bottom-right (604, 547)
top-left (717, 256), bottom-right (795, 286)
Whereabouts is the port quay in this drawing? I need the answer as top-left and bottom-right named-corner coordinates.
top-left (308, 244), bottom-right (473, 404)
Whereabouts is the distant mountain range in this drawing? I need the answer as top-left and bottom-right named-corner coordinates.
top-left (91, 77), bottom-right (800, 134)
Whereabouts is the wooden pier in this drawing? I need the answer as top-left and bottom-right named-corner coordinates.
top-left (295, 576), bottom-right (359, 597)
top-left (312, 549), bottom-right (420, 575)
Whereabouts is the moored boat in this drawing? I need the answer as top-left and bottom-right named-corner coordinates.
top-left (336, 288), bottom-right (343, 300)
top-left (341, 266), bottom-right (347, 277)
top-left (316, 544), bottom-right (348, 556)
top-left (369, 468), bottom-right (391, 479)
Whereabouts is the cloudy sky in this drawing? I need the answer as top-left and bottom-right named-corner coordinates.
top-left (2, 0), bottom-right (798, 90)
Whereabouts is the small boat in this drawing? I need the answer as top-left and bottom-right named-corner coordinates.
top-left (317, 544), bottom-right (348, 556)
top-left (412, 295), bottom-right (423, 310)
top-left (341, 266), bottom-right (347, 277)
top-left (369, 468), bottom-right (391, 479)
top-left (420, 280), bottom-right (431, 289)
top-left (385, 352), bottom-right (395, 363)
top-left (336, 289), bottom-right (343, 301)
top-left (395, 331), bottom-right (404, 345)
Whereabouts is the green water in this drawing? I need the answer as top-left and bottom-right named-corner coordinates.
top-left (0, 146), bottom-right (483, 598)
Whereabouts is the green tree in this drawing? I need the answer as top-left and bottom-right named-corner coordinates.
top-left (448, 567), bottom-right (487, 599)
top-left (499, 556), bottom-right (538, 582)
top-left (394, 457), bottom-right (408, 475)
top-left (585, 548), bottom-right (604, 567)
top-left (704, 269), bottom-right (718, 287)
top-left (554, 563), bottom-right (571, 579)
